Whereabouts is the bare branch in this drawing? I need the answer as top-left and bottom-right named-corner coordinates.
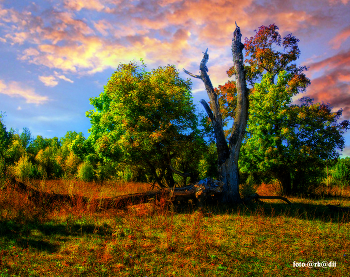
top-left (184, 48), bottom-right (229, 166)
top-left (183, 68), bottom-right (201, 79)
top-left (199, 99), bottom-right (214, 122)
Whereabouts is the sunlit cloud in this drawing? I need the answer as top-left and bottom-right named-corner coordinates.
top-left (39, 76), bottom-right (58, 87)
top-left (0, 79), bottom-right (48, 104)
top-left (63, 0), bottom-right (105, 11)
top-left (302, 49), bottom-right (350, 119)
top-left (93, 20), bottom-right (112, 36)
top-left (330, 26), bottom-right (350, 49)
top-left (39, 72), bottom-right (74, 87)
top-left (0, 0), bottom-right (329, 77)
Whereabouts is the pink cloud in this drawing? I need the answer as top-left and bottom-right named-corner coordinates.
top-left (93, 20), bottom-right (112, 36)
top-left (307, 49), bottom-right (350, 73)
top-left (330, 26), bottom-right (350, 49)
top-left (297, 47), bottom-right (350, 120)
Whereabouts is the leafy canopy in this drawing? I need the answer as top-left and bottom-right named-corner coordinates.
top-left (86, 59), bottom-right (202, 187)
top-left (239, 71), bottom-right (350, 194)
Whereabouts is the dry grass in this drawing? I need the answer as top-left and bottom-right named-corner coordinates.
top-left (0, 179), bottom-right (349, 276)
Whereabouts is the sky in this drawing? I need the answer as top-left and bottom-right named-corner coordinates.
top-left (0, 0), bottom-right (349, 158)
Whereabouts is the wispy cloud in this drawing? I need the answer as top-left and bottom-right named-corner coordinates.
top-left (0, 79), bottom-right (48, 104)
top-left (39, 76), bottom-right (58, 87)
top-left (303, 49), bottom-right (350, 118)
top-left (39, 71), bottom-right (74, 87)
top-left (330, 26), bottom-right (350, 49)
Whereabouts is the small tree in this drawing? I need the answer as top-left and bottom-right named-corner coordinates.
top-left (77, 161), bottom-right (95, 182)
top-left (14, 155), bottom-right (34, 181)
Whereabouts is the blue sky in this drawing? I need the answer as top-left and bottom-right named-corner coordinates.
top-left (0, 0), bottom-right (349, 157)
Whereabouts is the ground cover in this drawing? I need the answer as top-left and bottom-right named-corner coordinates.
top-left (0, 180), bottom-right (349, 276)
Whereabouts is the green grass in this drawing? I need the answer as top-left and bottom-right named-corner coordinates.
top-left (0, 179), bottom-right (349, 276)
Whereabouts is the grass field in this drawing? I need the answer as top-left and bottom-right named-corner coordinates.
top-left (0, 179), bottom-right (349, 276)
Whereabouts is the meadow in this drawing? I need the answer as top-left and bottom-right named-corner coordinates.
top-left (0, 179), bottom-right (349, 276)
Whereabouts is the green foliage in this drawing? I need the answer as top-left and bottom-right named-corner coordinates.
top-left (331, 157), bottom-right (350, 187)
top-left (35, 146), bottom-right (62, 179)
top-left (197, 142), bottom-right (218, 180)
top-left (19, 127), bottom-right (32, 149)
top-left (76, 161), bottom-right (95, 182)
top-left (6, 136), bottom-right (26, 165)
top-left (27, 135), bottom-right (50, 157)
top-left (226, 23), bottom-right (310, 91)
top-left (14, 155), bottom-right (34, 181)
top-left (239, 71), bottom-right (349, 195)
top-left (63, 152), bottom-right (81, 177)
top-left (95, 161), bottom-right (116, 181)
top-left (86, 59), bottom-right (203, 187)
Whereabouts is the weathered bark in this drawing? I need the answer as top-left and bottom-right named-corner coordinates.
top-left (183, 23), bottom-right (248, 204)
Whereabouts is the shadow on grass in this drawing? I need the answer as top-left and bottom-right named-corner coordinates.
top-left (16, 238), bottom-right (60, 253)
top-left (0, 218), bottom-right (113, 253)
top-left (172, 197), bottom-right (350, 223)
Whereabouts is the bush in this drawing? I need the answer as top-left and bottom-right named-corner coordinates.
top-left (14, 155), bottom-right (33, 181)
top-left (331, 157), bottom-right (350, 187)
top-left (77, 161), bottom-right (95, 182)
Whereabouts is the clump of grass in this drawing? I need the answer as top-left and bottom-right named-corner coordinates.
top-left (0, 179), bottom-right (349, 276)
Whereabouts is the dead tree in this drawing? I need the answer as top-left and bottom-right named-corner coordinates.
top-left (183, 23), bottom-right (248, 203)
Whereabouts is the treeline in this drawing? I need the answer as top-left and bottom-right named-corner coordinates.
top-left (1, 113), bottom-right (349, 191)
top-left (0, 117), bottom-right (218, 185)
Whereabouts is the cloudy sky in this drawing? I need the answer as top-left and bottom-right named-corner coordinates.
top-left (0, 0), bottom-right (349, 157)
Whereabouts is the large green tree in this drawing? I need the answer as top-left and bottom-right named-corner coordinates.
top-left (86, 59), bottom-right (203, 188)
top-left (239, 71), bottom-right (350, 195)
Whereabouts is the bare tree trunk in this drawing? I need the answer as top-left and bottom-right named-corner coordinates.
top-left (183, 23), bottom-right (248, 204)
top-left (219, 154), bottom-right (241, 203)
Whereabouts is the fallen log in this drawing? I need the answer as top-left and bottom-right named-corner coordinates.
top-left (8, 177), bottom-right (294, 210)
top-left (7, 177), bottom-right (224, 210)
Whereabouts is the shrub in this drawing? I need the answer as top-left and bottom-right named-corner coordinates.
top-left (77, 161), bottom-right (95, 182)
top-left (14, 155), bottom-right (33, 181)
top-left (331, 157), bottom-right (350, 187)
